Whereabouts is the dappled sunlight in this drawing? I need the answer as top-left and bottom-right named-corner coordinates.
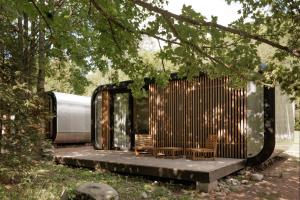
top-left (148, 78), bottom-right (247, 159)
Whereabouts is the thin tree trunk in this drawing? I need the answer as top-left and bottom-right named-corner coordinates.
top-left (23, 13), bottom-right (29, 82)
top-left (37, 27), bottom-right (46, 94)
top-left (17, 16), bottom-right (24, 72)
top-left (29, 21), bottom-right (38, 87)
top-left (36, 27), bottom-right (47, 156)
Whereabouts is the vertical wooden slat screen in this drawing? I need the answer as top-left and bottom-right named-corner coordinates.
top-left (149, 76), bottom-right (247, 158)
top-left (101, 90), bottom-right (110, 150)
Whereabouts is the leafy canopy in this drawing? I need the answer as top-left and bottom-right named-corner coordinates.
top-left (2, 0), bottom-right (300, 97)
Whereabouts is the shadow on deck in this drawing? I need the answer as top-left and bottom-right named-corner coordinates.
top-left (55, 146), bottom-right (246, 191)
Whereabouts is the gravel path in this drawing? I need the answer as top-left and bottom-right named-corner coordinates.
top-left (206, 133), bottom-right (300, 200)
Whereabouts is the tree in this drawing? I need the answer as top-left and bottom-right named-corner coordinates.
top-left (88, 0), bottom-right (299, 96)
top-left (1, 0), bottom-right (299, 170)
top-left (38, 0), bottom-right (300, 96)
top-left (3, 0), bottom-right (299, 96)
top-left (45, 60), bottom-right (91, 94)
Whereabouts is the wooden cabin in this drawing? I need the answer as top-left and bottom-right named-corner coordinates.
top-left (91, 74), bottom-right (295, 165)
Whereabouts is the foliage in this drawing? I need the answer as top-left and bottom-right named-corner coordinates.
top-left (225, 0), bottom-right (300, 99)
top-left (0, 65), bottom-right (48, 170)
top-left (85, 69), bottom-right (130, 95)
top-left (43, 1), bottom-right (300, 97)
top-left (0, 1), bottom-right (50, 172)
top-left (84, 49), bottom-right (177, 95)
top-left (3, 0), bottom-right (299, 97)
top-left (45, 60), bottom-right (90, 95)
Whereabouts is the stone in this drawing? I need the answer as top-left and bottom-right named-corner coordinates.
top-left (223, 188), bottom-right (231, 194)
top-left (215, 192), bottom-right (226, 196)
top-left (251, 173), bottom-right (264, 181)
top-left (226, 178), bottom-right (240, 186)
top-left (214, 186), bottom-right (221, 192)
top-left (231, 186), bottom-right (243, 192)
top-left (218, 181), bottom-right (228, 191)
top-left (151, 181), bottom-right (158, 185)
top-left (74, 183), bottom-right (119, 200)
top-left (241, 180), bottom-right (249, 185)
top-left (218, 181), bottom-right (226, 187)
top-left (200, 192), bottom-right (209, 197)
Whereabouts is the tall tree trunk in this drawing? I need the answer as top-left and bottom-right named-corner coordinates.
top-left (37, 27), bottom-right (46, 95)
top-left (36, 22), bottom-right (47, 151)
top-left (17, 16), bottom-right (24, 72)
top-left (28, 21), bottom-right (38, 87)
top-left (23, 13), bottom-right (31, 87)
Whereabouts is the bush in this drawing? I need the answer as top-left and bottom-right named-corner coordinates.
top-left (0, 65), bottom-right (48, 173)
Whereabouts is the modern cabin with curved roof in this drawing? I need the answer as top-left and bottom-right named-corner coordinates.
top-left (47, 92), bottom-right (91, 144)
top-left (91, 74), bottom-right (295, 165)
top-left (54, 74), bottom-right (295, 192)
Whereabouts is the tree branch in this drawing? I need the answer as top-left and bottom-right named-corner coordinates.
top-left (157, 39), bottom-right (166, 72)
top-left (108, 20), bottom-right (123, 53)
top-left (90, 0), bottom-right (180, 46)
top-left (163, 15), bottom-right (231, 69)
top-left (29, 0), bottom-right (53, 37)
top-left (133, 0), bottom-right (300, 58)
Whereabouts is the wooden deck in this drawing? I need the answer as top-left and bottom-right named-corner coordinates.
top-left (55, 146), bottom-right (246, 184)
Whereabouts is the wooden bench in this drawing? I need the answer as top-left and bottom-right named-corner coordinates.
top-left (186, 135), bottom-right (218, 160)
top-left (134, 134), bottom-right (153, 156)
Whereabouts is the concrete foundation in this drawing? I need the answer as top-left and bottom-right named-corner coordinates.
top-left (196, 180), bottom-right (218, 192)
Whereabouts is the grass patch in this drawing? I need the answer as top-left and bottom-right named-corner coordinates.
top-left (0, 161), bottom-right (201, 200)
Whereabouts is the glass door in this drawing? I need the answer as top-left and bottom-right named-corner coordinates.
top-left (113, 93), bottom-right (131, 151)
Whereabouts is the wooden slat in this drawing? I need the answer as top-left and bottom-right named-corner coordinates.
top-left (148, 75), bottom-right (247, 158)
top-left (101, 90), bottom-right (110, 150)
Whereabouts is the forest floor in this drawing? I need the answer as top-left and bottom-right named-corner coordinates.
top-left (0, 133), bottom-right (299, 200)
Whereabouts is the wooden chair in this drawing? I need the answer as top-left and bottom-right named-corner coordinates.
top-left (187, 135), bottom-right (218, 160)
top-left (134, 134), bottom-right (153, 156)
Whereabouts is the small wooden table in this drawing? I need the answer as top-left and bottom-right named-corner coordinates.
top-left (154, 147), bottom-right (183, 159)
top-left (185, 148), bottom-right (215, 160)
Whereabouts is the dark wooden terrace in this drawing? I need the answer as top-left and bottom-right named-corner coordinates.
top-left (54, 146), bottom-right (246, 191)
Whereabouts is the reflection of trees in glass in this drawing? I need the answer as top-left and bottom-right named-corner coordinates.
top-left (275, 86), bottom-right (295, 150)
top-left (246, 83), bottom-right (264, 157)
top-left (296, 100), bottom-right (300, 131)
top-left (134, 96), bottom-right (149, 134)
top-left (95, 94), bottom-right (102, 148)
top-left (113, 93), bottom-right (131, 150)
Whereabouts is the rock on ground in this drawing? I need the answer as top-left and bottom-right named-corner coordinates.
top-left (251, 173), bottom-right (264, 181)
top-left (74, 182), bottom-right (119, 200)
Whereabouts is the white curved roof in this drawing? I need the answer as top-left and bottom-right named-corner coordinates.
top-left (54, 92), bottom-right (91, 105)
